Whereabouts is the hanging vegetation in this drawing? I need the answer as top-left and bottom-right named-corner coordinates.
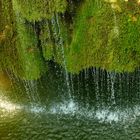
top-left (0, 0), bottom-right (17, 72)
top-left (12, 0), bottom-right (67, 21)
top-left (15, 18), bottom-right (45, 80)
top-left (64, 0), bottom-right (140, 73)
top-left (1, 0), bottom-right (140, 79)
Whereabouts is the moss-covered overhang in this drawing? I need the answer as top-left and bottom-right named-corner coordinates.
top-left (12, 0), bottom-right (67, 21)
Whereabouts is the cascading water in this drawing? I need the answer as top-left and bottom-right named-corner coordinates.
top-left (1, 0), bottom-right (140, 139)
top-left (52, 13), bottom-right (72, 97)
top-left (1, 65), bottom-right (140, 139)
top-left (94, 68), bottom-right (100, 102)
top-left (112, 9), bottom-right (119, 38)
top-left (108, 71), bottom-right (116, 104)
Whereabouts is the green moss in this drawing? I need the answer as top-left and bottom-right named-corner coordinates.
top-left (12, 0), bottom-right (67, 21)
top-left (1, 0), bottom-right (140, 78)
top-left (66, 0), bottom-right (113, 73)
top-left (39, 14), bottom-right (70, 67)
top-left (39, 20), bottom-right (55, 61)
top-left (64, 0), bottom-right (140, 73)
top-left (0, 0), bottom-right (17, 71)
top-left (15, 18), bottom-right (45, 80)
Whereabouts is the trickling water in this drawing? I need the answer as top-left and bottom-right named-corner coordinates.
top-left (54, 13), bottom-right (71, 97)
top-left (113, 10), bottom-right (119, 37)
top-left (22, 80), bottom-right (40, 104)
top-left (109, 72), bottom-right (116, 104)
top-left (95, 68), bottom-right (100, 102)
top-left (70, 73), bottom-right (74, 95)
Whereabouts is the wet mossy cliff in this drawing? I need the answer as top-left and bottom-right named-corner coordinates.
top-left (1, 0), bottom-right (140, 79)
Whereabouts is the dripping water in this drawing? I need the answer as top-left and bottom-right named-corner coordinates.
top-left (109, 71), bottom-right (116, 105)
top-left (112, 10), bottom-right (119, 38)
top-left (22, 80), bottom-right (40, 105)
top-left (53, 13), bottom-right (71, 97)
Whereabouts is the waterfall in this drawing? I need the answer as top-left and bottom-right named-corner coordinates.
top-left (53, 13), bottom-right (71, 97)
top-left (113, 10), bottom-right (119, 38)
top-left (23, 80), bottom-right (40, 104)
top-left (95, 68), bottom-right (100, 102)
top-left (84, 68), bottom-right (89, 97)
top-left (110, 72), bottom-right (116, 104)
top-left (70, 73), bottom-right (74, 95)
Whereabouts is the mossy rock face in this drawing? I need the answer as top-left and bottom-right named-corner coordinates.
top-left (0, 0), bottom-right (46, 79)
top-left (64, 0), bottom-right (140, 73)
top-left (15, 18), bottom-right (45, 80)
top-left (39, 14), bottom-right (70, 67)
top-left (12, 0), bottom-right (67, 21)
top-left (0, 0), bottom-right (18, 71)
top-left (39, 20), bottom-right (56, 61)
top-left (2, 0), bottom-right (140, 79)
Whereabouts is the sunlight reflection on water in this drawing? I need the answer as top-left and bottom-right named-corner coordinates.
top-left (0, 89), bottom-right (140, 125)
top-left (0, 93), bottom-right (21, 114)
